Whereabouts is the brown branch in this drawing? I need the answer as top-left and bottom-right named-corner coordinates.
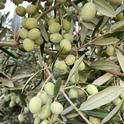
top-left (61, 87), bottom-right (92, 124)
top-left (0, 42), bottom-right (19, 47)
top-left (37, 3), bottom-right (60, 20)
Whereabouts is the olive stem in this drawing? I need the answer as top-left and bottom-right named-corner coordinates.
top-left (61, 87), bottom-right (92, 124)
top-left (37, 3), bottom-right (60, 20)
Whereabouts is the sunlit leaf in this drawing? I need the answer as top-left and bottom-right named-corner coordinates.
top-left (93, 73), bottom-right (113, 86)
top-left (116, 49), bottom-right (124, 72)
top-left (80, 86), bottom-right (123, 111)
top-left (101, 99), bottom-right (123, 124)
top-left (92, 37), bottom-right (119, 46)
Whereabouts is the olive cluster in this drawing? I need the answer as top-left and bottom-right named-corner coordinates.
top-left (16, 4), bottom-right (44, 51)
top-left (0, 0), bottom-right (6, 9)
top-left (28, 82), bottom-right (63, 124)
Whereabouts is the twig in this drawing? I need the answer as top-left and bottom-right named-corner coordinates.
top-left (37, 3), bottom-right (60, 20)
top-left (0, 42), bottom-right (19, 47)
top-left (61, 87), bottom-right (92, 124)
top-left (38, 53), bottom-right (55, 82)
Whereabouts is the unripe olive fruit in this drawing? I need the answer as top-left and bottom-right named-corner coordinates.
top-left (89, 116), bottom-right (101, 124)
top-left (78, 89), bottom-right (86, 97)
top-left (26, 18), bottom-right (38, 29)
top-left (23, 38), bottom-right (35, 51)
top-left (35, 36), bottom-right (44, 45)
top-left (15, 96), bottom-right (21, 104)
top-left (9, 101), bottom-right (15, 107)
top-left (24, 107), bottom-right (29, 113)
top-left (21, 18), bottom-right (27, 28)
top-left (26, 4), bottom-right (37, 15)
top-left (44, 82), bottom-right (55, 96)
top-left (13, 0), bottom-right (22, 5)
top-left (18, 113), bottom-right (25, 122)
top-left (115, 12), bottom-right (124, 21)
top-left (68, 88), bottom-right (78, 99)
top-left (86, 84), bottom-right (98, 95)
top-left (55, 44), bottom-right (61, 50)
top-left (113, 97), bottom-right (122, 106)
top-left (38, 104), bottom-right (51, 120)
top-left (65, 54), bottom-right (76, 66)
top-left (50, 33), bottom-right (63, 44)
top-left (2, 87), bottom-right (8, 94)
top-left (37, 91), bottom-right (49, 104)
top-left (0, 2), bottom-right (5, 9)
top-left (50, 101), bottom-right (63, 114)
top-left (48, 17), bottom-right (57, 25)
top-left (109, 0), bottom-right (123, 5)
top-left (16, 6), bottom-right (26, 17)
top-left (18, 28), bottom-right (28, 39)
top-left (80, 2), bottom-right (96, 22)
top-left (70, 72), bottom-right (79, 84)
top-left (106, 45), bottom-right (114, 56)
top-left (54, 60), bottom-right (68, 73)
top-left (63, 33), bottom-right (74, 43)
top-left (29, 96), bottom-right (42, 113)
top-left (34, 117), bottom-right (40, 124)
top-left (28, 28), bottom-right (41, 40)
top-left (11, 93), bottom-right (17, 101)
top-left (60, 39), bottom-right (72, 52)
top-left (49, 22), bottom-right (61, 33)
top-left (56, 0), bottom-right (66, 3)
top-left (62, 19), bottom-right (71, 31)
top-left (4, 95), bottom-right (10, 102)
top-left (78, 61), bottom-right (85, 71)
top-left (40, 120), bottom-right (49, 124)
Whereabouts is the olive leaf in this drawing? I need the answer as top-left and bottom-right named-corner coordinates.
top-left (66, 55), bottom-right (85, 84)
top-left (110, 20), bottom-right (124, 33)
top-left (116, 49), bottom-right (124, 73)
top-left (91, 60), bottom-right (119, 71)
top-left (94, 0), bottom-right (115, 17)
top-left (101, 99), bottom-right (123, 124)
top-left (115, 4), bottom-right (124, 16)
top-left (54, 78), bottom-right (62, 97)
top-left (93, 73), bottom-right (113, 86)
top-left (80, 86), bottom-right (123, 111)
top-left (84, 110), bottom-right (120, 122)
top-left (92, 37), bottom-right (119, 46)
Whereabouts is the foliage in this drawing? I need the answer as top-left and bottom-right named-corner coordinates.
top-left (0, 0), bottom-right (124, 124)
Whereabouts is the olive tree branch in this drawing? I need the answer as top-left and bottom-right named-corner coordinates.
top-left (37, 3), bottom-right (60, 20)
top-left (61, 87), bottom-right (92, 124)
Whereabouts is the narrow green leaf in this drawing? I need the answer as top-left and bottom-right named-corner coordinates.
top-left (115, 4), bottom-right (124, 16)
top-left (84, 110), bottom-right (120, 122)
top-left (116, 49), bottom-right (124, 73)
top-left (101, 99), bottom-right (123, 124)
top-left (80, 86), bottom-right (123, 111)
top-left (67, 119), bottom-right (83, 124)
top-left (91, 60), bottom-right (119, 71)
top-left (0, 47), bottom-right (18, 59)
top-left (110, 20), bottom-right (124, 33)
top-left (1, 78), bottom-right (14, 88)
top-left (66, 55), bottom-right (85, 84)
top-left (54, 78), bottom-right (62, 97)
top-left (92, 17), bottom-right (104, 37)
top-left (93, 73), bottom-right (113, 86)
top-left (39, 21), bottom-right (49, 42)
top-left (92, 37), bottom-right (119, 46)
top-left (94, 0), bottom-right (115, 17)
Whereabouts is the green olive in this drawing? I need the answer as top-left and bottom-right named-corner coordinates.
top-left (80, 2), bottom-right (96, 22)
top-left (49, 22), bottom-right (61, 33)
top-left (50, 101), bottom-right (63, 114)
top-left (23, 38), bottom-right (35, 51)
top-left (26, 4), bottom-right (37, 15)
top-left (89, 116), bottom-right (101, 124)
top-left (68, 88), bottom-right (78, 99)
top-left (16, 6), bottom-right (26, 17)
top-left (29, 96), bottom-right (42, 113)
top-left (86, 84), bottom-right (98, 95)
